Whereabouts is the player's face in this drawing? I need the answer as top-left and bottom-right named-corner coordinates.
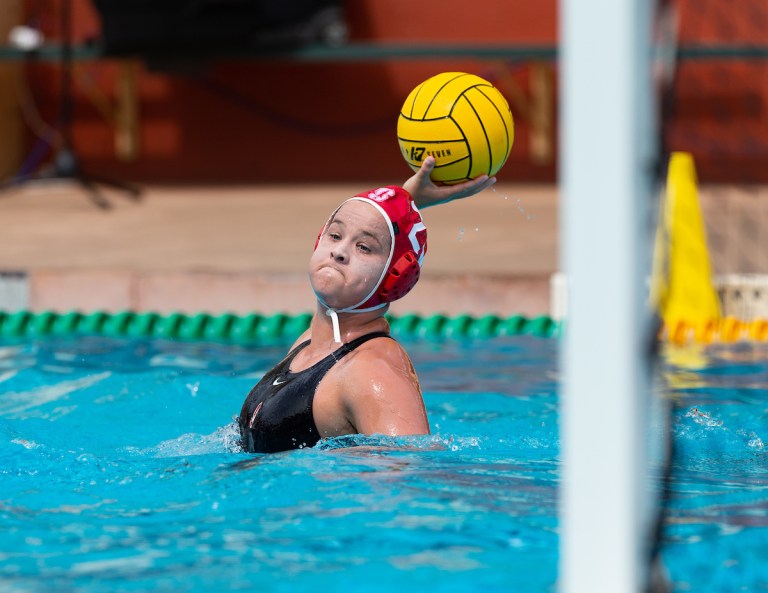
top-left (309, 200), bottom-right (391, 309)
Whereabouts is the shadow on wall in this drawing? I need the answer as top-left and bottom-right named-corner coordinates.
top-left (89, 0), bottom-right (409, 183)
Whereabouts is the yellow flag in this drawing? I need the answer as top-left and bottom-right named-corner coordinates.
top-left (650, 152), bottom-right (721, 331)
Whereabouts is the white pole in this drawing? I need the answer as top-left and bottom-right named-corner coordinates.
top-left (560, 0), bottom-right (656, 592)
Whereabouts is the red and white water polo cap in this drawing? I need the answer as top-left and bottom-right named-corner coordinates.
top-left (315, 186), bottom-right (427, 340)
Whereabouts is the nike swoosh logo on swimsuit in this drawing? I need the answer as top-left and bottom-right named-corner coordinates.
top-left (272, 377), bottom-right (287, 386)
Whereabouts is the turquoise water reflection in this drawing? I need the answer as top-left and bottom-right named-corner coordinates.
top-left (1, 335), bottom-right (766, 592)
top-left (0, 336), bottom-right (558, 593)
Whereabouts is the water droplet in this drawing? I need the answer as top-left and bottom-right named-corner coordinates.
top-left (474, 227), bottom-right (480, 232)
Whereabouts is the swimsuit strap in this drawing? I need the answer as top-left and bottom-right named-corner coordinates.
top-left (270, 339), bottom-right (312, 372)
top-left (284, 339), bottom-right (312, 360)
top-left (331, 331), bottom-right (392, 360)
top-left (284, 331), bottom-right (391, 368)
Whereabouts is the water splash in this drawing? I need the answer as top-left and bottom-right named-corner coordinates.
top-left (455, 187), bottom-right (537, 240)
top-left (11, 437), bottom-right (40, 449)
top-left (516, 197), bottom-right (537, 221)
top-left (746, 432), bottom-right (764, 450)
top-left (130, 423), bottom-right (242, 458)
top-left (491, 186), bottom-right (536, 219)
top-left (685, 407), bottom-right (724, 427)
top-left (312, 432), bottom-right (549, 453)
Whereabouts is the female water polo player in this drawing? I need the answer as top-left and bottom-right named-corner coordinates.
top-left (238, 157), bottom-right (495, 453)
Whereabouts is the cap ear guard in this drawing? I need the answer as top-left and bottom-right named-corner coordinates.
top-left (377, 251), bottom-right (421, 302)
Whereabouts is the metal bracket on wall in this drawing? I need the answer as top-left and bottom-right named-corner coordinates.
top-left (73, 59), bottom-right (140, 162)
top-left (491, 61), bottom-right (555, 165)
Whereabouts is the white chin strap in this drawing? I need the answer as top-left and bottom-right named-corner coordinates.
top-left (323, 302), bottom-right (388, 343)
top-left (326, 308), bottom-right (343, 344)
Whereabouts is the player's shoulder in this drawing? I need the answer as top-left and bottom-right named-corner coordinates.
top-left (353, 334), bottom-right (410, 363)
top-left (335, 334), bottom-right (413, 381)
top-left (333, 336), bottom-right (421, 414)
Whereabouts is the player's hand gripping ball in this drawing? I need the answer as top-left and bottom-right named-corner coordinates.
top-left (397, 72), bottom-right (514, 185)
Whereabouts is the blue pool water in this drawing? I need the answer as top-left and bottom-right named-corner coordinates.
top-left (660, 342), bottom-right (768, 592)
top-left (0, 335), bottom-right (765, 592)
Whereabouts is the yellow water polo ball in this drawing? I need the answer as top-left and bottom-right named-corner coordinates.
top-left (397, 72), bottom-right (515, 184)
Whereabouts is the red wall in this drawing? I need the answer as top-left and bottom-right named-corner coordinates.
top-left (667, 0), bottom-right (768, 183)
top-left (21, 0), bottom-right (768, 184)
top-left (23, 0), bottom-right (557, 184)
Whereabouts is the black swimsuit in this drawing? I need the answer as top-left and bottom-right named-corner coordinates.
top-left (238, 332), bottom-right (391, 453)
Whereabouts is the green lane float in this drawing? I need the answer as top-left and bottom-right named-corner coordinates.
top-left (0, 310), bottom-right (560, 342)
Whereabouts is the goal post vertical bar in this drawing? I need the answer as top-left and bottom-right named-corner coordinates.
top-left (560, 0), bottom-right (656, 592)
